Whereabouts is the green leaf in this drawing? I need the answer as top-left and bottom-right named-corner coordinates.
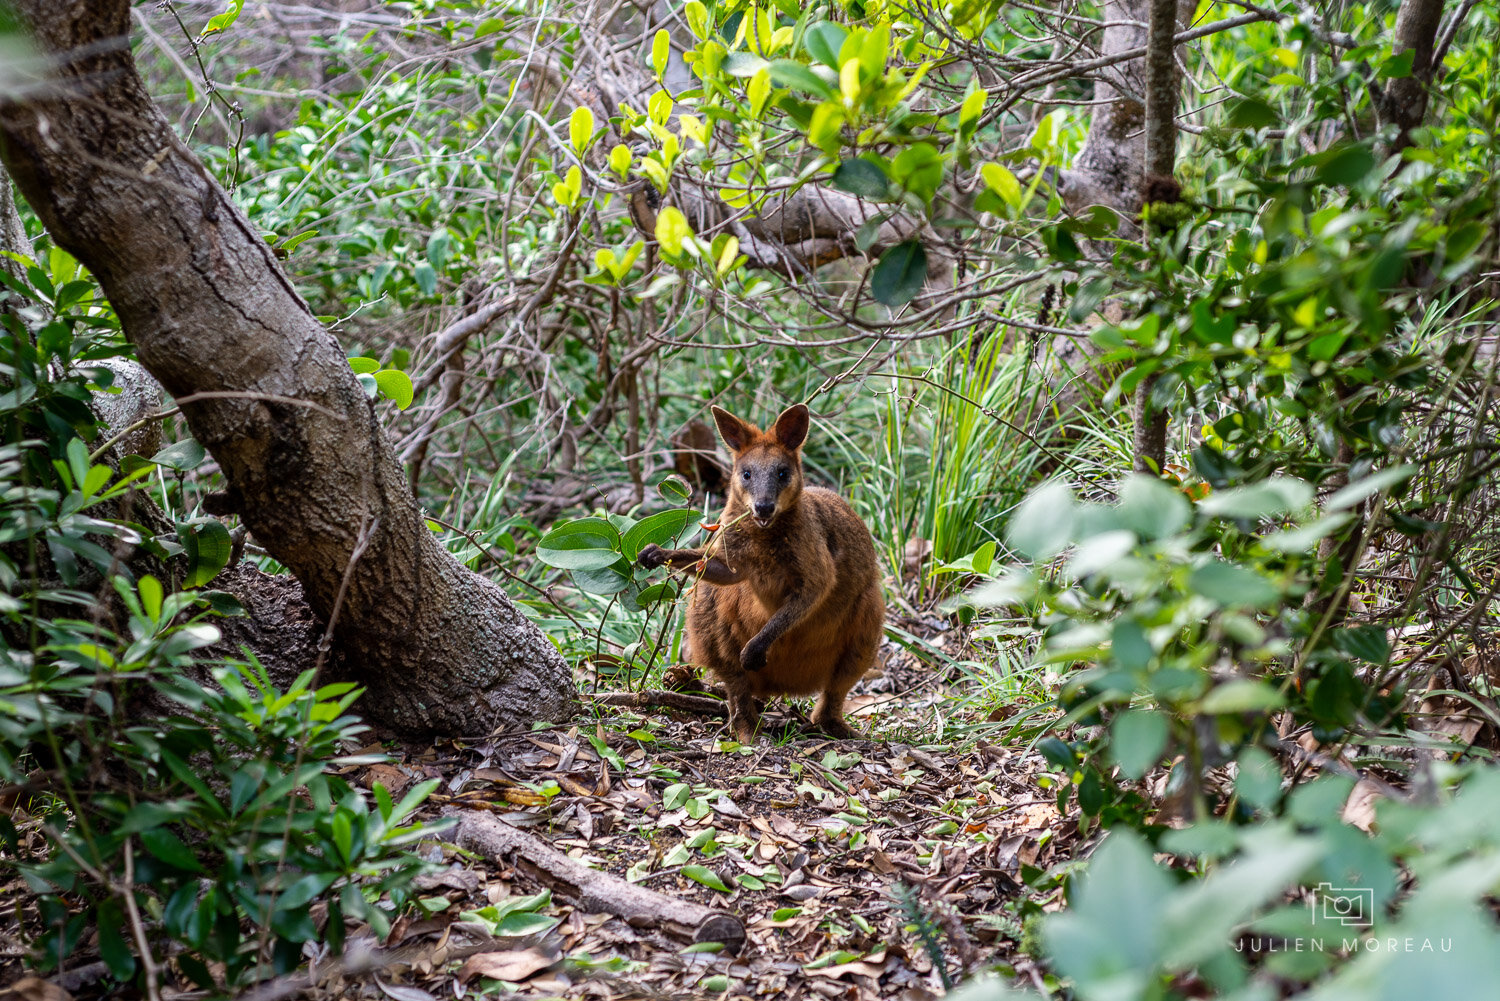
top-left (1115, 474), bottom-right (1190, 540)
top-left (1259, 514), bottom-right (1353, 553)
top-left (140, 826), bottom-right (205, 873)
top-left (1331, 625), bottom-right (1390, 664)
top-left (663, 783), bottom-right (691, 810)
top-left (1043, 831), bottom-right (1172, 998)
top-left (651, 29), bottom-right (671, 79)
top-left (348, 356), bottom-right (381, 375)
top-left (1197, 477), bottom-right (1312, 519)
top-left (495, 911), bottom-right (561, 936)
top-left (1227, 97), bottom-right (1278, 129)
top-left (1377, 47), bottom-right (1416, 79)
top-left (1313, 144), bottom-right (1376, 186)
top-left (150, 438), bottom-right (207, 472)
top-left (139, 573), bottom-right (164, 621)
top-left (372, 368), bottom-right (414, 409)
top-left (870, 240), bottom-right (927, 307)
top-left (570, 105), bottom-right (596, 153)
top-left (118, 800), bottom-right (197, 835)
top-left (657, 474), bottom-right (692, 503)
top-left (682, 864), bottom-right (732, 892)
top-left (1111, 711), bottom-right (1168, 780)
top-left (181, 518), bottom-right (233, 588)
top-left (1198, 679), bottom-right (1286, 714)
top-left (97, 899), bottom-right (136, 980)
top-left (768, 59), bottom-right (834, 98)
top-left (413, 261), bottom-right (437, 297)
top-left (890, 142), bottom-right (943, 203)
top-left (829, 158), bottom-right (889, 199)
top-left (1006, 480), bottom-right (1075, 561)
top-left (1235, 746), bottom-right (1282, 809)
top-left (803, 21), bottom-right (847, 68)
top-left (535, 518), bottom-right (623, 571)
top-left (1038, 737), bottom-right (1076, 771)
top-left (980, 163), bottom-right (1021, 209)
top-left (1325, 465), bottom-right (1415, 511)
top-left (201, 0), bottom-right (244, 36)
top-left (655, 206), bottom-right (694, 257)
top-left (622, 509), bottom-right (697, 559)
top-left (198, 590), bottom-right (248, 617)
top-left (571, 559), bottom-right (634, 594)
top-left (1188, 562), bottom-right (1280, 609)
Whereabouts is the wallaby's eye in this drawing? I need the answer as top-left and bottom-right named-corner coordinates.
top-left (741, 469), bottom-right (751, 481)
top-left (777, 466), bottom-right (789, 481)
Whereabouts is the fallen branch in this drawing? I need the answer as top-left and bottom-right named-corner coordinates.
top-left (447, 810), bottom-right (747, 953)
top-left (592, 689), bottom-right (729, 717)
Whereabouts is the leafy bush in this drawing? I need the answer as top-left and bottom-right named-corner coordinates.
top-left (0, 247), bottom-right (443, 992)
top-left (531, 479), bottom-right (705, 683)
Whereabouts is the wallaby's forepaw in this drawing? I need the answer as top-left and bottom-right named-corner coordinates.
top-left (638, 544), bottom-right (668, 569)
top-left (740, 642), bottom-right (767, 673)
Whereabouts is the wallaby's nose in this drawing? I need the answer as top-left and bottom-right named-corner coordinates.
top-left (754, 501), bottom-right (775, 521)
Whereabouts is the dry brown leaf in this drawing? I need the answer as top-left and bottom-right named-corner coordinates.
top-left (1341, 778), bottom-right (1384, 833)
top-left (374, 977), bottom-right (436, 1001)
top-left (808, 950), bottom-right (890, 980)
top-left (456, 948), bottom-right (556, 984)
top-left (556, 774), bottom-right (595, 797)
top-left (363, 762), bottom-right (414, 796)
top-left (0, 977), bottom-right (73, 1001)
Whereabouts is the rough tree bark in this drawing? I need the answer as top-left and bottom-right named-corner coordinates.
top-left (1130, 0), bottom-right (1185, 476)
top-left (0, 0), bottom-right (575, 735)
top-left (0, 166), bottom-right (28, 284)
top-left (1379, 0), bottom-right (1447, 156)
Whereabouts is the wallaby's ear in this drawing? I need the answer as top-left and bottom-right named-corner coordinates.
top-left (711, 406), bottom-right (757, 453)
top-left (772, 404), bottom-right (810, 451)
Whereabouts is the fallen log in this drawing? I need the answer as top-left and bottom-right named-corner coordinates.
top-left (447, 810), bottom-right (747, 954)
top-left (592, 689), bottom-right (729, 716)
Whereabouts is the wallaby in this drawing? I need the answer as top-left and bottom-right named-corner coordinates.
top-left (639, 403), bottom-right (885, 742)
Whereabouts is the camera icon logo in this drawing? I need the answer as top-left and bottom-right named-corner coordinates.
top-left (1310, 883), bottom-right (1373, 927)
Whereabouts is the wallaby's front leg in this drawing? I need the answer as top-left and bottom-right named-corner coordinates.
top-left (638, 544), bottom-right (743, 585)
top-left (740, 588), bottom-right (827, 672)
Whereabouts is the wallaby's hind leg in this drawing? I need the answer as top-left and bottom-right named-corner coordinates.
top-left (809, 613), bottom-right (881, 739)
top-left (808, 687), bottom-right (856, 739)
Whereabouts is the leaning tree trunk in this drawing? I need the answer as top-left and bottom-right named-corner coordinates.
top-left (0, 0), bottom-right (575, 735)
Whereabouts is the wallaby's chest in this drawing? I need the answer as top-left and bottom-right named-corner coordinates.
top-left (718, 516), bottom-right (812, 608)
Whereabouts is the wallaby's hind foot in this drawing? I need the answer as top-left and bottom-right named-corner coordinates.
top-left (803, 715), bottom-right (856, 739)
top-left (808, 687), bottom-right (856, 739)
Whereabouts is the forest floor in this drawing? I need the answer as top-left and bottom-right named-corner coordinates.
top-left (296, 635), bottom-right (1071, 1001)
top-left (2, 634), bottom-right (1077, 1001)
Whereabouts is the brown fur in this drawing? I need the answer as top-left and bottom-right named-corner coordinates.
top-left (639, 404), bottom-right (885, 742)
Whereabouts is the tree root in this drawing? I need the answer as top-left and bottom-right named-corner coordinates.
top-left (447, 810), bottom-right (746, 953)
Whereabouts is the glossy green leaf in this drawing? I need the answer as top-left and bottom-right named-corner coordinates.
top-left (870, 240), bottom-right (927, 307)
top-left (535, 518), bottom-right (623, 570)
